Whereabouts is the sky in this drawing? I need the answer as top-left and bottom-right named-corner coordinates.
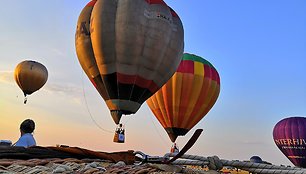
top-left (0, 0), bottom-right (306, 166)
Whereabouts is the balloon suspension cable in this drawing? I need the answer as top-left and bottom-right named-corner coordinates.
top-left (81, 73), bottom-right (112, 133)
top-left (23, 94), bottom-right (27, 104)
top-left (146, 113), bottom-right (170, 148)
top-left (122, 115), bottom-right (132, 125)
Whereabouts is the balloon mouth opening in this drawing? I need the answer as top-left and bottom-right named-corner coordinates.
top-left (23, 91), bottom-right (33, 96)
top-left (165, 127), bottom-right (189, 142)
top-left (110, 110), bottom-right (134, 124)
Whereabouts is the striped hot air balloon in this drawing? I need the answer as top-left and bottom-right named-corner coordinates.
top-left (75, 0), bottom-right (184, 125)
top-left (273, 117), bottom-right (306, 168)
top-left (147, 53), bottom-right (220, 142)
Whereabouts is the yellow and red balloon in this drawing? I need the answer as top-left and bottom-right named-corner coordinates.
top-left (147, 53), bottom-right (220, 142)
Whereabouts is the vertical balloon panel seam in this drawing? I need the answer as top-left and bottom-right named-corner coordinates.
top-left (187, 69), bottom-right (211, 128)
top-left (161, 81), bottom-right (173, 127)
top-left (116, 0), bottom-right (144, 104)
top-left (150, 94), bottom-right (168, 128)
top-left (171, 73), bottom-right (182, 128)
top-left (187, 71), bottom-right (217, 130)
top-left (182, 62), bottom-right (205, 129)
top-left (177, 61), bottom-right (194, 127)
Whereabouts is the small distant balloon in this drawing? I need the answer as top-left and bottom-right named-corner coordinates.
top-left (250, 156), bottom-right (263, 163)
top-left (273, 116), bottom-right (306, 168)
top-left (14, 60), bottom-right (48, 104)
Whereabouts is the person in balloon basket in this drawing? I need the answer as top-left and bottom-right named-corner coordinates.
top-left (114, 124), bottom-right (125, 143)
top-left (14, 119), bottom-right (37, 147)
top-left (170, 143), bottom-right (179, 153)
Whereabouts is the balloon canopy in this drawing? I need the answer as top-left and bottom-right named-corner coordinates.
top-left (147, 53), bottom-right (220, 142)
top-left (273, 117), bottom-right (306, 168)
top-left (14, 60), bottom-right (48, 102)
top-left (75, 0), bottom-right (184, 124)
top-left (250, 156), bottom-right (263, 163)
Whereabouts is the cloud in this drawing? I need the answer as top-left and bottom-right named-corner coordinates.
top-left (0, 71), bottom-right (14, 84)
top-left (0, 70), bottom-right (85, 105)
top-left (43, 82), bottom-right (84, 106)
top-left (44, 83), bottom-right (82, 95)
top-left (50, 48), bottom-right (65, 57)
top-left (241, 140), bottom-right (266, 145)
top-left (0, 71), bottom-right (81, 95)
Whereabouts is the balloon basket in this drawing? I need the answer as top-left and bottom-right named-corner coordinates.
top-left (113, 132), bottom-right (125, 143)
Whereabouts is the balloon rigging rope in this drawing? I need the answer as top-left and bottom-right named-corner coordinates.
top-left (81, 73), bottom-right (112, 133)
top-left (146, 112), bottom-right (170, 148)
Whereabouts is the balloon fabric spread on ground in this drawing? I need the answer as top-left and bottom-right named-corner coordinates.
top-left (147, 53), bottom-right (220, 142)
top-left (273, 117), bottom-right (306, 168)
top-left (75, 0), bottom-right (184, 125)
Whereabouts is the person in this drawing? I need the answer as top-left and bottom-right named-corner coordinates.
top-left (114, 124), bottom-right (125, 143)
top-left (14, 119), bottom-right (36, 147)
top-left (170, 143), bottom-right (179, 153)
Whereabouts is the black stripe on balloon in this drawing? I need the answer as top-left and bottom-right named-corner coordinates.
top-left (118, 83), bottom-right (133, 100)
top-left (101, 73), bottom-right (153, 102)
top-left (101, 73), bottom-right (118, 99)
top-left (117, 83), bottom-right (154, 102)
top-left (130, 86), bottom-right (153, 103)
top-left (116, 73), bottom-right (154, 103)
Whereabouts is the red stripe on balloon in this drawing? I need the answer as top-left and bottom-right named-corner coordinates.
top-left (213, 69), bottom-right (220, 84)
top-left (90, 78), bottom-right (97, 88)
top-left (204, 64), bottom-right (212, 79)
top-left (145, 0), bottom-right (167, 5)
top-left (117, 73), bottom-right (159, 93)
top-left (205, 65), bottom-right (220, 84)
top-left (169, 8), bottom-right (179, 17)
top-left (86, 0), bottom-right (97, 7)
top-left (177, 60), bottom-right (194, 74)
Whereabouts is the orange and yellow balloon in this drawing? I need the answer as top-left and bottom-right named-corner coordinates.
top-left (147, 53), bottom-right (220, 142)
top-left (14, 60), bottom-right (48, 103)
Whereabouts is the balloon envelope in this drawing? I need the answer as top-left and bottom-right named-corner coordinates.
top-left (273, 117), bottom-right (306, 168)
top-left (147, 53), bottom-right (220, 142)
top-left (14, 60), bottom-right (48, 97)
top-left (250, 156), bottom-right (263, 163)
top-left (75, 0), bottom-right (184, 124)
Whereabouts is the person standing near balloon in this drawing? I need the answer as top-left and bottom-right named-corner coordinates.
top-left (14, 119), bottom-right (36, 148)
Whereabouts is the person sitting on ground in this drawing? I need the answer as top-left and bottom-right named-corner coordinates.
top-left (14, 119), bottom-right (36, 147)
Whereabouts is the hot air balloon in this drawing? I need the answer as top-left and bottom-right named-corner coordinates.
top-left (250, 156), bottom-right (263, 163)
top-left (273, 116), bottom-right (306, 168)
top-left (14, 60), bottom-right (48, 104)
top-left (147, 53), bottom-right (220, 142)
top-left (75, 0), bottom-right (184, 125)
